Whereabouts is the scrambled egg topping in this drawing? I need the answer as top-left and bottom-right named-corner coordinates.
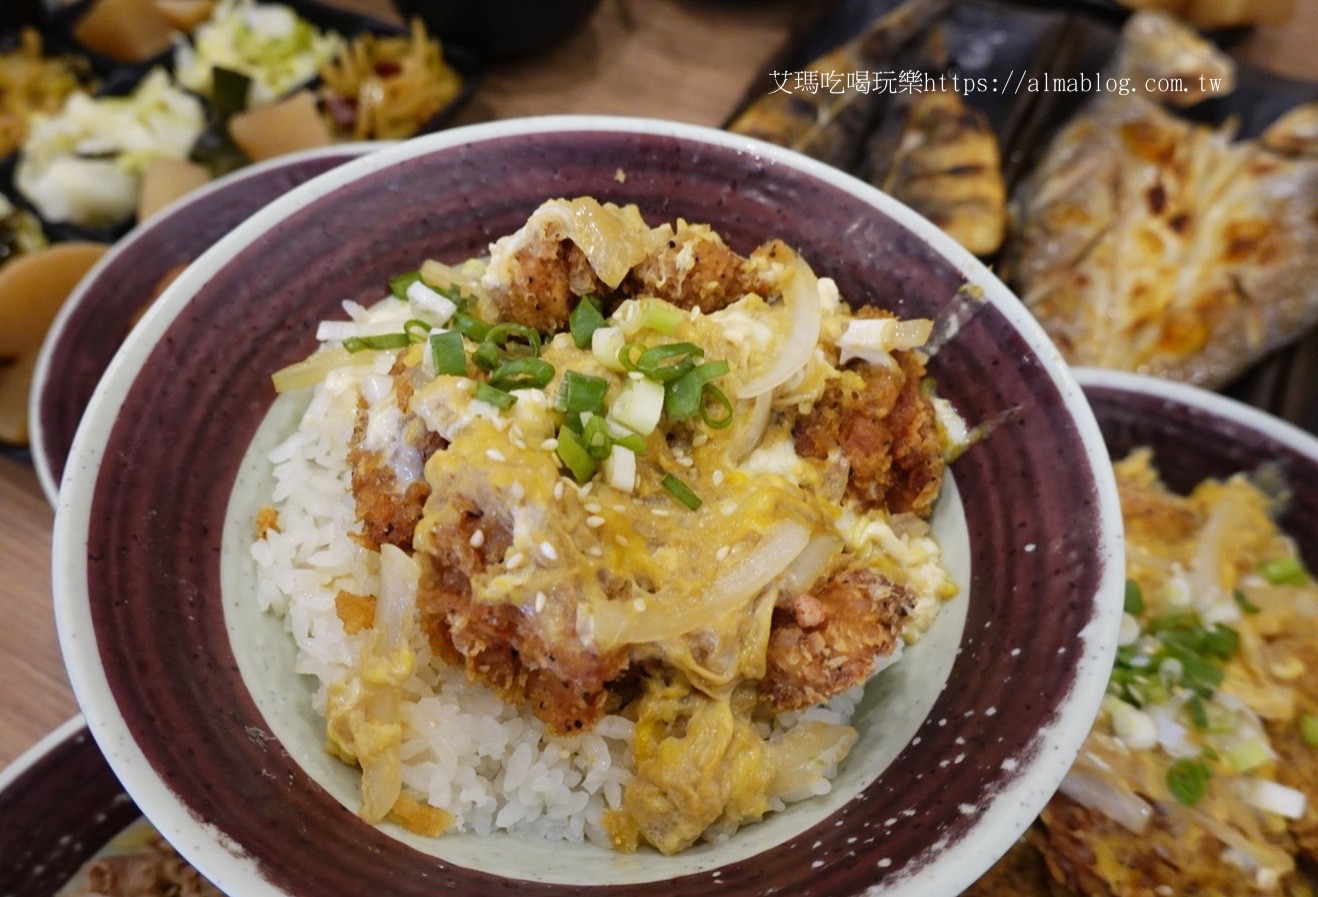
top-left (267, 198), bottom-right (963, 853)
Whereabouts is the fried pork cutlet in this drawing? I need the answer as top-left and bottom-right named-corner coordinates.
top-left (484, 214), bottom-right (782, 332)
top-left (961, 836), bottom-right (1056, 897)
top-left (761, 568), bottom-right (913, 713)
top-left (793, 333), bottom-right (944, 518)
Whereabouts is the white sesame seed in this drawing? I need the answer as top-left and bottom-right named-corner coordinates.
top-left (511, 481), bottom-right (525, 501)
top-left (486, 448), bottom-right (506, 462)
top-left (615, 534), bottom-right (629, 546)
top-left (510, 436), bottom-right (527, 450)
top-left (628, 371), bottom-right (644, 380)
top-left (542, 438), bottom-right (559, 451)
top-left (612, 504), bottom-right (627, 514)
top-left (455, 378), bottom-right (473, 392)
top-left (506, 552), bottom-right (526, 569)
top-left (692, 433), bottom-right (709, 447)
top-left (716, 546), bottom-right (730, 561)
top-left (469, 529), bottom-right (485, 548)
top-left (676, 456), bottom-right (694, 468)
top-left (632, 598), bottom-right (647, 611)
top-left (585, 502), bottom-right (603, 514)
top-left (711, 470), bottom-right (725, 486)
top-left (586, 515), bottom-right (606, 528)
top-left (651, 508), bottom-right (670, 517)
top-left (588, 546), bottom-right (604, 557)
top-left (539, 541), bottom-right (559, 561)
top-left (553, 480), bottom-right (565, 501)
top-left (511, 424), bottom-right (524, 440)
top-left (577, 482), bottom-right (594, 497)
top-left (534, 591), bottom-right (546, 612)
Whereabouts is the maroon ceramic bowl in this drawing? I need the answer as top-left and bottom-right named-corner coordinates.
top-left (0, 718), bottom-right (139, 897)
top-left (30, 143), bottom-right (385, 504)
top-left (52, 117), bottom-right (1123, 897)
top-left (1079, 369), bottom-right (1318, 569)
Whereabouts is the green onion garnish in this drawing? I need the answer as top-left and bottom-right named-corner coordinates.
top-left (429, 331), bottom-right (467, 376)
top-left (1166, 757), bottom-right (1212, 806)
top-left (452, 312), bottom-right (491, 342)
top-left (618, 342), bottom-right (646, 373)
top-left (637, 342), bottom-right (704, 382)
top-left (1124, 580), bottom-right (1144, 615)
top-left (1186, 694), bottom-right (1209, 730)
top-left (665, 359), bottom-right (731, 421)
top-left (343, 332), bottom-right (411, 352)
top-left (472, 340), bottom-right (503, 372)
top-left (1225, 738), bottom-right (1272, 773)
top-left (404, 319), bottom-right (432, 343)
top-left (610, 430), bottom-right (647, 455)
top-left (489, 357), bottom-right (555, 391)
top-left (389, 271), bottom-right (423, 300)
top-left (1301, 714), bottom-right (1318, 747)
top-left (1233, 588), bottom-right (1261, 615)
top-left (700, 384), bottom-right (734, 429)
top-left (1261, 557), bottom-right (1309, 586)
top-left (485, 322), bottom-right (542, 358)
top-left (569, 295), bottom-right (607, 349)
top-left (556, 371), bottom-right (609, 417)
top-left (474, 382), bottom-right (516, 410)
top-left (662, 473), bottom-right (702, 510)
top-left (636, 300), bottom-right (683, 336)
top-left (581, 414), bottom-right (614, 461)
top-left (555, 426), bottom-right (598, 483)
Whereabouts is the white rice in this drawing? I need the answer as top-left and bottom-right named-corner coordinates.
top-left (251, 330), bottom-right (859, 847)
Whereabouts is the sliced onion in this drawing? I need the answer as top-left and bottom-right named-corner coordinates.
top-left (726, 392), bottom-right (772, 463)
top-left (778, 534), bottom-right (842, 596)
top-left (590, 521), bottom-right (811, 649)
top-left (1058, 767), bottom-right (1153, 834)
top-left (271, 346), bottom-right (375, 393)
top-left (376, 543), bottom-right (419, 654)
top-left (735, 252), bottom-right (822, 400)
top-left (1238, 778), bottom-right (1308, 819)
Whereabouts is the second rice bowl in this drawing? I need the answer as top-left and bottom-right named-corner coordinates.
top-left (53, 116), bottom-right (1124, 897)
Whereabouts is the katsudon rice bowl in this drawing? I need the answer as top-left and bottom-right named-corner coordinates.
top-left (54, 118), bottom-right (1124, 897)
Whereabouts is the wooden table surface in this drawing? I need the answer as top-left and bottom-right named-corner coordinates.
top-left (1, 0), bottom-right (1315, 770)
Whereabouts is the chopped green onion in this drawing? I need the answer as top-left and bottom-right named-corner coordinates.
top-left (429, 331), bottom-right (467, 376)
top-left (452, 312), bottom-right (491, 342)
top-left (343, 332), bottom-right (411, 352)
top-left (664, 369), bottom-right (703, 420)
top-left (665, 359), bottom-right (731, 422)
top-left (569, 295), bottom-right (607, 349)
top-left (610, 430), bottom-right (647, 454)
top-left (581, 414), bottom-right (614, 460)
top-left (662, 473), bottom-right (702, 511)
top-left (1233, 588), bottom-right (1261, 615)
top-left (1166, 757), bottom-right (1212, 806)
top-left (389, 271), bottom-right (423, 301)
top-left (592, 326), bottom-right (627, 371)
top-left (474, 382), bottom-right (516, 410)
top-left (489, 357), bottom-right (555, 391)
top-left (1200, 624), bottom-right (1240, 661)
top-left (556, 371), bottom-right (609, 416)
top-left (404, 319), bottom-right (432, 343)
top-left (472, 340), bottom-right (503, 372)
top-left (1186, 694), bottom-right (1209, 730)
top-left (635, 299), bottom-right (682, 336)
top-left (637, 342), bottom-right (704, 382)
top-left (1300, 714), bottom-right (1318, 747)
top-left (700, 384), bottom-right (734, 429)
top-left (485, 322), bottom-right (542, 358)
top-left (610, 378), bottom-right (666, 436)
top-left (1226, 738), bottom-right (1272, 774)
top-left (1261, 557), bottom-right (1309, 586)
top-left (555, 426), bottom-right (598, 483)
top-left (618, 341), bottom-right (646, 373)
top-left (1124, 580), bottom-right (1145, 616)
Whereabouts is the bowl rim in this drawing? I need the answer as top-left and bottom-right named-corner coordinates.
top-left (1075, 367), bottom-right (1318, 462)
top-left (52, 115), bottom-right (1125, 897)
top-left (29, 141), bottom-right (392, 506)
